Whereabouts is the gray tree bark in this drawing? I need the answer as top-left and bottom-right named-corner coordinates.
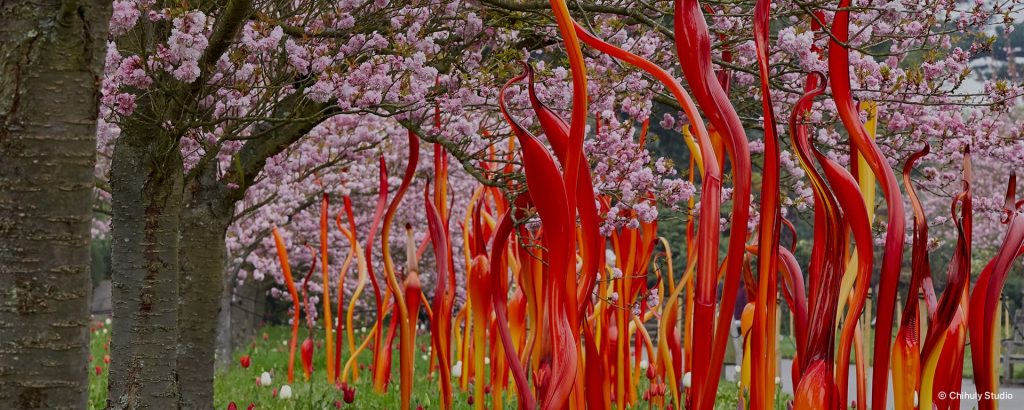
top-left (0, 1), bottom-right (110, 408)
top-left (214, 271), bottom-right (233, 371)
top-left (101, 2), bottom-right (252, 407)
top-left (171, 96), bottom-right (335, 408)
top-left (176, 160), bottom-right (232, 410)
top-left (107, 121), bottom-right (184, 409)
top-left (230, 271), bottom-right (267, 351)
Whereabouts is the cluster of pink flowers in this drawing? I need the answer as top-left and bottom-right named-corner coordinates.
top-left (92, 0), bottom-right (1024, 321)
top-left (611, 0), bottom-right (1024, 247)
top-left (226, 116), bottom-right (476, 314)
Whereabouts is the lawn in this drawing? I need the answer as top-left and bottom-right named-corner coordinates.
top-left (88, 318), bottom-right (788, 409)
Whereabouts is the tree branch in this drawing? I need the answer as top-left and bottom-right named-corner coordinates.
top-left (219, 95), bottom-right (339, 205)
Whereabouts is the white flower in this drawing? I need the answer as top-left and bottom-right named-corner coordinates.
top-left (102, 328), bottom-right (108, 334)
top-left (360, 326), bottom-right (367, 333)
top-left (279, 384), bottom-right (293, 399)
top-left (452, 361), bottom-right (463, 378)
top-left (682, 372), bottom-right (692, 388)
top-left (639, 360), bottom-right (649, 370)
top-left (913, 391), bottom-right (919, 407)
top-left (282, 340), bottom-right (288, 346)
top-left (260, 372), bottom-right (272, 386)
top-left (105, 318), bottom-right (112, 325)
top-left (646, 293), bottom-right (659, 309)
top-left (484, 357), bottom-right (491, 366)
top-left (775, 376), bottom-right (781, 385)
top-left (610, 267), bottom-right (623, 280)
top-left (422, 355), bottom-right (429, 361)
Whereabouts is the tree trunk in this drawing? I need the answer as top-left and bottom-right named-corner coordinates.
top-left (214, 270), bottom-right (233, 371)
top-left (172, 102), bottom-right (329, 405)
top-left (108, 124), bottom-right (184, 409)
top-left (0, 1), bottom-right (110, 408)
top-left (175, 203), bottom-right (230, 410)
top-left (175, 155), bottom-right (234, 409)
top-left (231, 272), bottom-right (267, 351)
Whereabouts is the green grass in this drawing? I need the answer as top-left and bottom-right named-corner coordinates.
top-left (88, 321), bottom-right (110, 409)
top-left (212, 325), bottom-right (487, 409)
top-left (89, 320), bottom-right (789, 409)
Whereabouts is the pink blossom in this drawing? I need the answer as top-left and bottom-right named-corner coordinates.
top-left (109, 0), bottom-right (140, 35)
top-left (172, 60), bottom-right (201, 83)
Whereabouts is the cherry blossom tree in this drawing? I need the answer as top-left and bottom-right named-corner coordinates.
top-left (98, 2), bottom-right (694, 407)
top-left (97, 0), bottom-right (482, 407)
top-left (93, 0), bottom-right (1024, 407)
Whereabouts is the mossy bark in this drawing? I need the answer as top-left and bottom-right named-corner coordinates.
top-left (107, 122), bottom-right (184, 409)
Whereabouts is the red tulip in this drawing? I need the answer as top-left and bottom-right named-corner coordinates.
top-left (272, 388), bottom-right (277, 398)
top-left (240, 355), bottom-right (251, 369)
top-left (95, 366), bottom-right (101, 375)
top-left (467, 395), bottom-right (474, 405)
top-left (334, 401), bottom-right (341, 409)
top-left (103, 355), bottom-right (110, 364)
top-left (342, 385), bottom-right (356, 403)
top-left (301, 338), bottom-right (314, 379)
top-left (227, 403), bottom-right (237, 410)
top-left (247, 404), bottom-right (255, 410)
